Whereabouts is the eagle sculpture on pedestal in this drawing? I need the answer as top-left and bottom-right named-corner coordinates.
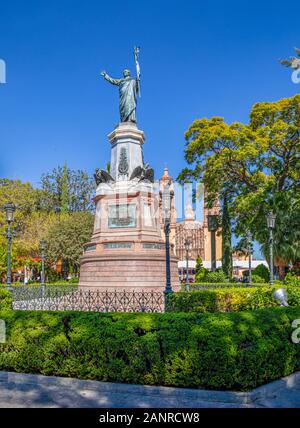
top-left (94, 169), bottom-right (115, 186)
top-left (130, 163), bottom-right (154, 183)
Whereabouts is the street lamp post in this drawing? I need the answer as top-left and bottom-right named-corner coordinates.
top-left (4, 202), bottom-right (16, 290)
top-left (162, 185), bottom-right (173, 309)
top-left (207, 214), bottom-right (218, 272)
top-left (184, 239), bottom-right (192, 291)
top-left (246, 231), bottom-right (253, 286)
top-left (266, 211), bottom-right (276, 286)
top-left (40, 240), bottom-right (46, 292)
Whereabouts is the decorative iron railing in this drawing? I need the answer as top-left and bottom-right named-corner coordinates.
top-left (11, 286), bottom-right (165, 313)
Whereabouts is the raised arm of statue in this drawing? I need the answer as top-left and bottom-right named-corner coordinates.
top-left (101, 71), bottom-right (121, 86)
top-left (134, 47), bottom-right (141, 98)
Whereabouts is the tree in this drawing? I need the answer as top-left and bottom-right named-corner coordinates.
top-left (45, 212), bottom-right (94, 275)
top-left (15, 211), bottom-right (58, 257)
top-left (194, 256), bottom-right (207, 282)
top-left (221, 195), bottom-right (232, 279)
top-left (60, 162), bottom-right (69, 214)
top-left (253, 264), bottom-right (270, 283)
top-left (0, 179), bottom-right (40, 259)
top-left (178, 95), bottom-right (300, 269)
top-left (243, 264), bottom-right (269, 283)
top-left (0, 177), bottom-right (95, 282)
top-left (39, 165), bottom-right (95, 213)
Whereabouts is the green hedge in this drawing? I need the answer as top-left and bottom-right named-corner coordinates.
top-left (0, 301), bottom-right (300, 391)
top-left (184, 283), bottom-right (265, 290)
top-left (10, 281), bottom-right (78, 287)
top-left (168, 287), bottom-right (300, 313)
top-left (0, 288), bottom-right (12, 311)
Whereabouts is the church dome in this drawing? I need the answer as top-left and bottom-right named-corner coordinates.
top-left (184, 203), bottom-right (195, 221)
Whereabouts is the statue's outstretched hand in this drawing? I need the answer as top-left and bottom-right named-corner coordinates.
top-left (100, 71), bottom-right (106, 77)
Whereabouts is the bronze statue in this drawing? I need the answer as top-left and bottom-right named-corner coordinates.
top-left (101, 47), bottom-right (141, 123)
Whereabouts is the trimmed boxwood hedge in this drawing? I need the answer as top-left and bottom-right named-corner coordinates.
top-left (168, 287), bottom-right (300, 313)
top-left (0, 289), bottom-right (299, 391)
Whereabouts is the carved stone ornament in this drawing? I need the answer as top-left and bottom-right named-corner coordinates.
top-left (118, 147), bottom-right (129, 176)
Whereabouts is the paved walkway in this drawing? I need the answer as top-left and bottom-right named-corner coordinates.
top-left (0, 371), bottom-right (299, 408)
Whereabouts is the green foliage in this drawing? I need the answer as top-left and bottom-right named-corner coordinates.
top-left (0, 171), bottom-right (95, 281)
top-left (0, 247), bottom-right (7, 278)
top-left (190, 283), bottom-right (265, 288)
top-left (45, 266), bottom-right (61, 283)
top-left (0, 288), bottom-right (12, 310)
top-left (178, 95), bottom-right (300, 268)
top-left (39, 165), bottom-right (95, 212)
top-left (0, 305), bottom-right (299, 391)
top-left (243, 269), bottom-right (266, 283)
top-left (167, 286), bottom-right (300, 313)
top-left (60, 163), bottom-right (69, 214)
top-left (284, 273), bottom-right (300, 287)
top-left (0, 178), bottom-right (40, 258)
top-left (203, 270), bottom-right (228, 283)
top-left (68, 277), bottom-right (79, 284)
top-left (253, 264), bottom-right (270, 282)
top-left (45, 212), bottom-right (94, 271)
top-left (259, 193), bottom-right (300, 268)
top-left (194, 256), bottom-right (207, 282)
top-left (251, 274), bottom-right (266, 284)
top-left (23, 281), bottom-right (78, 287)
top-left (221, 195), bottom-right (232, 279)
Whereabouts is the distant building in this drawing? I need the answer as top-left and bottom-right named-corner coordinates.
top-left (175, 203), bottom-right (205, 261)
top-left (159, 168), bottom-right (222, 281)
top-left (159, 167), bottom-right (177, 253)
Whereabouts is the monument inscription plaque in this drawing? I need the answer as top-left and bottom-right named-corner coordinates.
top-left (108, 204), bottom-right (136, 228)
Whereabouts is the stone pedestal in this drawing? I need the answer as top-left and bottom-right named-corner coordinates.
top-left (109, 122), bottom-right (145, 181)
top-left (79, 123), bottom-right (179, 291)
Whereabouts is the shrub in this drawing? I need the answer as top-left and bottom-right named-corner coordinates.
top-left (0, 288), bottom-right (12, 311)
top-left (251, 274), bottom-right (266, 284)
top-left (189, 283), bottom-right (267, 290)
top-left (194, 257), bottom-right (208, 282)
top-left (203, 270), bottom-right (228, 283)
top-left (15, 281), bottom-right (78, 287)
top-left (284, 273), bottom-right (300, 287)
top-left (243, 264), bottom-right (270, 283)
top-left (253, 264), bottom-right (270, 282)
top-left (0, 305), bottom-right (299, 391)
top-left (68, 277), bottom-right (79, 284)
top-left (167, 286), bottom-right (300, 313)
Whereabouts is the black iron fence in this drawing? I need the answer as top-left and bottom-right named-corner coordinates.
top-left (9, 283), bottom-right (262, 314)
top-left (11, 286), bottom-right (165, 313)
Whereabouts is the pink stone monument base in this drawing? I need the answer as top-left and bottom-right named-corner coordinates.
top-left (79, 123), bottom-right (180, 292)
top-left (79, 250), bottom-right (180, 292)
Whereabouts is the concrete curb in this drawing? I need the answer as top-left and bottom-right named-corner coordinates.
top-left (249, 372), bottom-right (300, 402)
top-left (0, 371), bottom-right (299, 407)
top-left (0, 371), bottom-right (250, 404)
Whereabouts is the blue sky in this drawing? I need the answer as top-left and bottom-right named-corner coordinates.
top-left (0, 0), bottom-right (299, 256)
